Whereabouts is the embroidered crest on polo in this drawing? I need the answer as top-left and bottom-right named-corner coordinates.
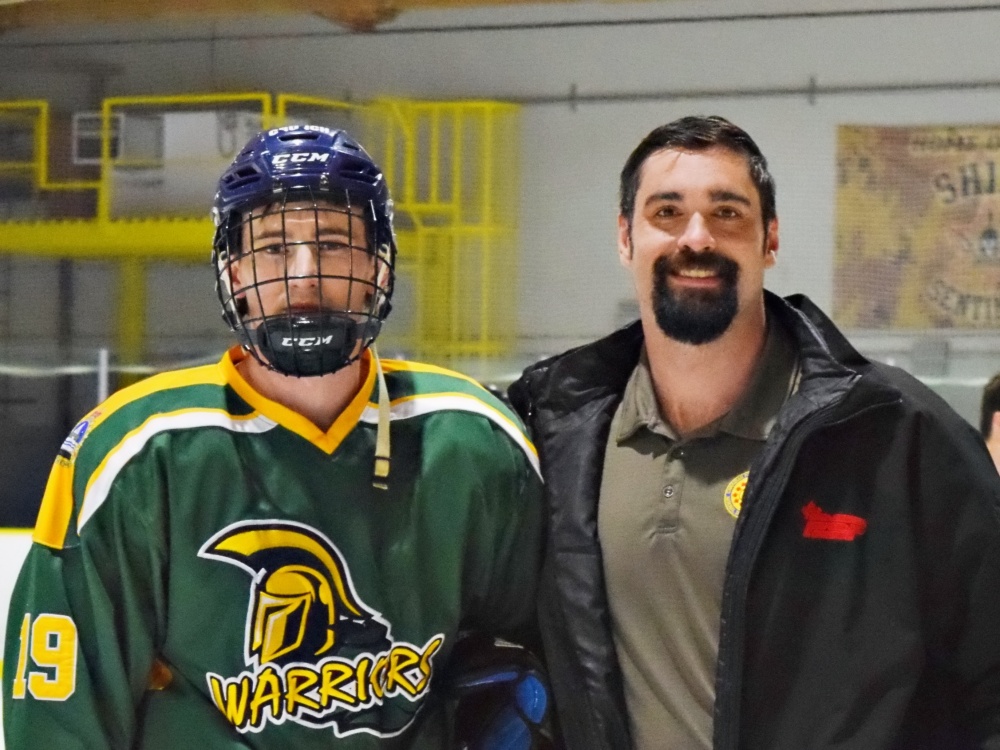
top-left (724, 471), bottom-right (749, 519)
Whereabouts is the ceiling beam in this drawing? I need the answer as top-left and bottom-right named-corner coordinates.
top-left (0, 0), bottom-right (607, 33)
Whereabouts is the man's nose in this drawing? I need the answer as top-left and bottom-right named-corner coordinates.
top-left (677, 212), bottom-right (715, 252)
top-left (286, 243), bottom-right (320, 279)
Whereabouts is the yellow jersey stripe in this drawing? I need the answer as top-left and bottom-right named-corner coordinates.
top-left (34, 357), bottom-right (233, 549)
top-left (78, 409), bottom-right (278, 532)
top-left (79, 362), bottom-right (227, 437)
top-left (33, 456), bottom-right (76, 548)
top-left (359, 392), bottom-right (540, 478)
top-left (223, 347), bottom-right (377, 455)
top-left (379, 359), bottom-right (491, 393)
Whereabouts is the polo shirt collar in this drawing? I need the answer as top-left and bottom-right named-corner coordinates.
top-left (615, 316), bottom-right (799, 444)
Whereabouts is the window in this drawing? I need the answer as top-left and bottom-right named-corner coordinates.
top-left (71, 112), bottom-right (122, 165)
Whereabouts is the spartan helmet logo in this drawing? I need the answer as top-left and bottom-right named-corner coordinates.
top-left (200, 520), bottom-right (390, 667)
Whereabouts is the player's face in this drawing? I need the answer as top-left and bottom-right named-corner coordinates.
top-left (230, 200), bottom-right (376, 322)
top-left (617, 145), bottom-right (778, 345)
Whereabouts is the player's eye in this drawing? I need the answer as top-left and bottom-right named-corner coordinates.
top-left (256, 241), bottom-right (288, 255)
top-left (316, 240), bottom-right (353, 252)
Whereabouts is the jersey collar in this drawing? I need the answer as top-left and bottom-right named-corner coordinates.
top-left (221, 345), bottom-right (377, 454)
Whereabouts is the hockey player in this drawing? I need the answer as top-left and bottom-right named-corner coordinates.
top-left (2, 125), bottom-right (544, 748)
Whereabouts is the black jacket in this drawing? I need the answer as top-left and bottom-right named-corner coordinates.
top-left (509, 292), bottom-right (1000, 750)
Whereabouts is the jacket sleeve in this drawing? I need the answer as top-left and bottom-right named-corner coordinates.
top-left (2, 450), bottom-right (167, 750)
top-left (914, 410), bottom-right (1000, 746)
top-left (506, 374), bottom-right (533, 429)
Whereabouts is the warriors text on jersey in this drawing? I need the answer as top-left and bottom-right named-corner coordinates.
top-left (2, 347), bottom-right (543, 749)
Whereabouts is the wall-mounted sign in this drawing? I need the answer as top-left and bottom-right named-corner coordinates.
top-left (835, 124), bottom-right (1000, 329)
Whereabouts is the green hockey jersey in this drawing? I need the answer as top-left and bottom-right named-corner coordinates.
top-left (2, 347), bottom-right (543, 749)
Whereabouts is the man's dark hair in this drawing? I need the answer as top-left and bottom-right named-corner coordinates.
top-left (619, 115), bottom-right (776, 231)
top-left (980, 372), bottom-right (1000, 437)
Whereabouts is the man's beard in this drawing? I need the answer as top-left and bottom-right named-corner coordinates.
top-left (651, 249), bottom-right (740, 345)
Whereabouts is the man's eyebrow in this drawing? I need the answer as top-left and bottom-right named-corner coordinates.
top-left (644, 191), bottom-right (683, 205)
top-left (251, 226), bottom-right (354, 240)
top-left (252, 228), bottom-right (285, 240)
top-left (710, 189), bottom-right (752, 206)
top-left (643, 190), bottom-right (752, 207)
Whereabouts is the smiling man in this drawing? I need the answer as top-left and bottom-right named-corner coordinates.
top-left (2, 125), bottom-right (545, 749)
top-left (509, 115), bottom-right (1000, 750)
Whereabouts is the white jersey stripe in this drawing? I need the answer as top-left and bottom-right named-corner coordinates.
top-left (78, 410), bottom-right (278, 532)
top-left (359, 394), bottom-right (541, 478)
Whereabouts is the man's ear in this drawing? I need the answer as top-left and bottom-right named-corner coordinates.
top-left (764, 217), bottom-right (779, 268)
top-left (227, 257), bottom-right (241, 289)
top-left (225, 255), bottom-right (251, 312)
top-left (990, 411), bottom-right (1000, 441)
top-left (617, 213), bottom-right (633, 268)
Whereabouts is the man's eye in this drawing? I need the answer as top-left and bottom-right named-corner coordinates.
top-left (257, 242), bottom-right (287, 254)
top-left (317, 241), bottom-right (352, 252)
top-left (655, 206), bottom-right (680, 218)
top-left (716, 207), bottom-right (741, 218)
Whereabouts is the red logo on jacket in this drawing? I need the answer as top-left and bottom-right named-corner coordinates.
top-left (801, 501), bottom-right (867, 541)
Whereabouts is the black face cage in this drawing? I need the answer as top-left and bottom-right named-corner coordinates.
top-left (213, 187), bottom-right (395, 377)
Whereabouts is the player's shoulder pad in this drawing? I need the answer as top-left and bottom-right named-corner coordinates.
top-left (33, 360), bottom-right (244, 550)
top-left (376, 359), bottom-right (539, 477)
top-left (64, 362), bottom-right (238, 468)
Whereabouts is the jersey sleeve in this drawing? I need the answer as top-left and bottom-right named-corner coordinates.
top-left (463, 420), bottom-right (545, 643)
top-left (3, 444), bottom-right (168, 749)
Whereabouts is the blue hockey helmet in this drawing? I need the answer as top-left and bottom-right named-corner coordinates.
top-left (211, 125), bottom-right (396, 377)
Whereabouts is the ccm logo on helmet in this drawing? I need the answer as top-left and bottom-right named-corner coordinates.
top-left (282, 335), bottom-right (336, 347)
top-left (272, 152), bottom-right (330, 165)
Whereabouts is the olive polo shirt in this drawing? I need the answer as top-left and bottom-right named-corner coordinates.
top-left (598, 318), bottom-right (799, 750)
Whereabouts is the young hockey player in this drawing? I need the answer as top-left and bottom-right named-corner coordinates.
top-left (3, 125), bottom-right (544, 749)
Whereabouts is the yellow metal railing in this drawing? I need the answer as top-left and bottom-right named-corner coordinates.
top-left (97, 92), bottom-right (273, 223)
top-left (0, 92), bottom-right (274, 258)
top-left (271, 94), bottom-right (520, 358)
top-left (0, 94), bottom-right (275, 368)
top-left (0, 93), bottom-right (520, 362)
top-left (0, 100), bottom-right (100, 193)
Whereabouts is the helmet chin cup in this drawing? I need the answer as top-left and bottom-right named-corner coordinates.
top-left (252, 312), bottom-right (381, 377)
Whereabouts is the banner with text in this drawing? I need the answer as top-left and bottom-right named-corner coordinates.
top-left (835, 124), bottom-right (1000, 329)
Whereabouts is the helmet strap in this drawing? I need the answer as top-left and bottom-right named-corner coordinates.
top-left (371, 344), bottom-right (391, 491)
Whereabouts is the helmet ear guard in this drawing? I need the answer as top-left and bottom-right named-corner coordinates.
top-left (211, 126), bottom-right (397, 378)
top-left (212, 212), bottom-right (249, 332)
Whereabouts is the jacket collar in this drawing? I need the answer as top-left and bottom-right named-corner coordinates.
top-left (510, 319), bottom-right (643, 421)
top-left (513, 291), bottom-right (869, 418)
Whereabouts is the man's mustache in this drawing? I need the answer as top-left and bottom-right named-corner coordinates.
top-left (655, 250), bottom-right (739, 283)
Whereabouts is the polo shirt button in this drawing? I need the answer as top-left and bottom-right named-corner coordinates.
top-left (663, 485), bottom-right (675, 498)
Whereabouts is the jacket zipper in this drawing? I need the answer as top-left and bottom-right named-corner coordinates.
top-left (713, 397), bottom-right (898, 750)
